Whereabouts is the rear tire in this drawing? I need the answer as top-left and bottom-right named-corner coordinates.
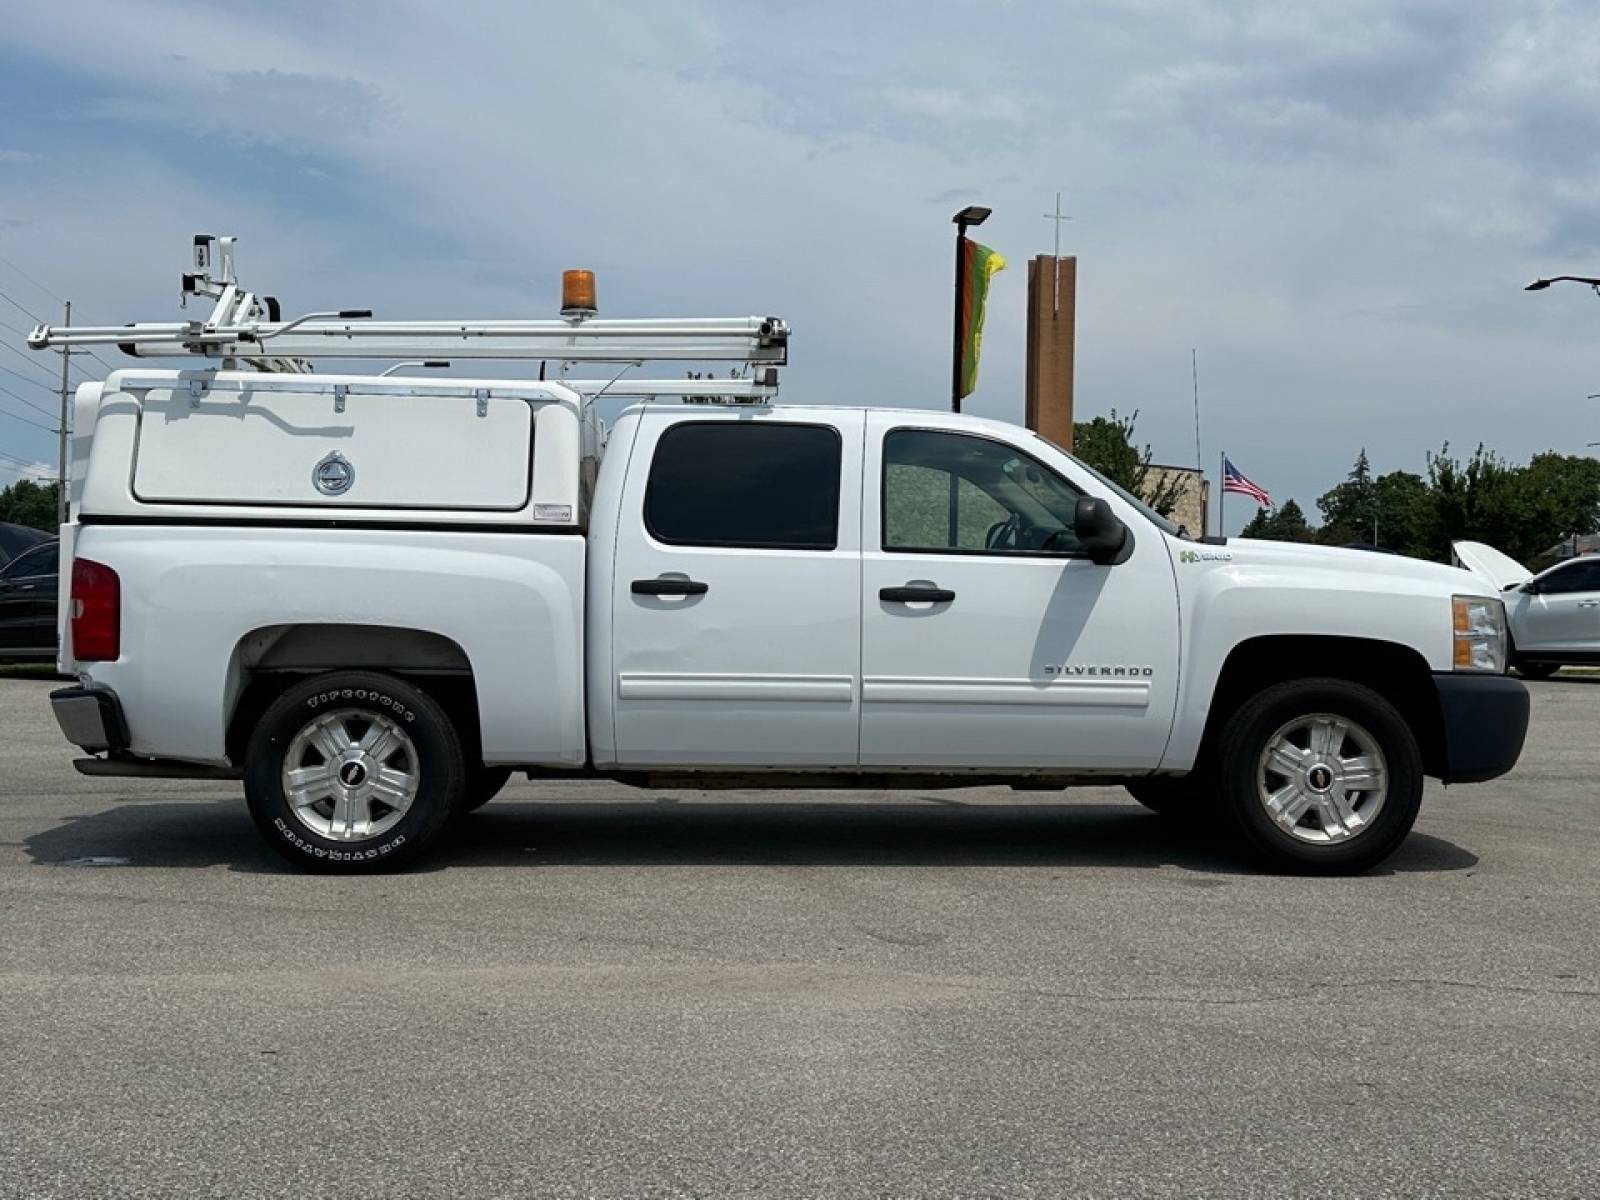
top-left (1216, 678), bottom-right (1422, 875)
top-left (244, 671), bottom-right (464, 873)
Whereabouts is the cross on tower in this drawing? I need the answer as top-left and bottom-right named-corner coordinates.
top-left (1042, 192), bottom-right (1072, 313)
top-left (1043, 191), bottom-right (1072, 259)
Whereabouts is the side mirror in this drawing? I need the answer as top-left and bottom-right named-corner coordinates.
top-left (1074, 497), bottom-right (1133, 565)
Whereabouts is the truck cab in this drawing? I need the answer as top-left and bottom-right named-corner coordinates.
top-left (590, 405), bottom-right (1180, 774)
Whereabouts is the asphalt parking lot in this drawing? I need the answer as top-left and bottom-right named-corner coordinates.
top-left (1, 674), bottom-right (1597, 1199)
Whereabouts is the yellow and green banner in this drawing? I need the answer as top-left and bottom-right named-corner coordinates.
top-left (959, 242), bottom-right (1006, 398)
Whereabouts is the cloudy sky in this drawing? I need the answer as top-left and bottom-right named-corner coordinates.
top-left (3, 0), bottom-right (1600, 533)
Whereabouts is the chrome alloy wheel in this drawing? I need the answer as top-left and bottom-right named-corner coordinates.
top-left (1255, 712), bottom-right (1388, 845)
top-left (281, 708), bottom-right (421, 842)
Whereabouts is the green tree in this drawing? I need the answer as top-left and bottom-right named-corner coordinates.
top-left (1316, 457), bottom-right (1434, 557)
top-left (0, 478), bottom-right (59, 532)
top-left (1316, 448), bottom-right (1377, 544)
top-left (1424, 444), bottom-right (1541, 562)
top-left (1518, 452), bottom-right (1600, 555)
top-left (1240, 497), bottom-right (1317, 542)
top-left (1367, 471), bottom-right (1435, 558)
top-left (1072, 409), bottom-right (1185, 517)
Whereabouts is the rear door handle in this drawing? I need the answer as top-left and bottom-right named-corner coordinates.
top-left (631, 577), bottom-right (709, 596)
top-left (1579, 599), bottom-right (1600, 608)
top-left (879, 585), bottom-right (956, 604)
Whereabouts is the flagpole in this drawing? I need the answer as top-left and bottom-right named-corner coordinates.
top-left (1191, 348), bottom-right (1202, 514)
top-left (1219, 451), bottom-right (1226, 538)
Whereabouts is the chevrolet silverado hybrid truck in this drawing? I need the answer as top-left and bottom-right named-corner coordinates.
top-left (32, 236), bottom-right (1529, 875)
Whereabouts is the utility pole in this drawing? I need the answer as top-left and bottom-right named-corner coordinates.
top-left (56, 301), bottom-right (70, 528)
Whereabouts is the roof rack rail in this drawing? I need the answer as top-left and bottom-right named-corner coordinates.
top-left (27, 235), bottom-right (789, 382)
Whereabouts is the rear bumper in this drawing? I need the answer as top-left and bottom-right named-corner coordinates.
top-left (50, 684), bottom-right (130, 754)
top-left (1433, 674), bottom-right (1529, 784)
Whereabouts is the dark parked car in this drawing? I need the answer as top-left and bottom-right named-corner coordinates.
top-left (0, 539), bottom-right (59, 664)
top-left (0, 520), bottom-right (50, 567)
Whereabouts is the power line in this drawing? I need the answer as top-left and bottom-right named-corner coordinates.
top-left (0, 405), bottom-right (55, 433)
top-left (0, 249), bottom-right (64, 314)
top-left (0, 447), bottom-right (49, 470)
top-left (68, 345), bottom-right (113, 375)
top-left (2, 316), bottom-right (116, 378)
top-left (4, 333), bottom-right (110, 382)
top-left (1, 380), bottom-right (60, 420)
top-left (0, 280), bottom-right (45, 326)
top-left (0, 272), bottom-right (116, 375)
top-left (1, 347), bottom-right (93, 396)
top-left (0, 317), bottom-right (92, 379)
top-left (0, 342), bottom-right (66, 389)
top-left (4, 316), bottom-right (116, 378)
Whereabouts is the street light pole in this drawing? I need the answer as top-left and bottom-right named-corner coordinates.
top-left (1526, 275), bottom-right (1600, 292)
top-left (1530, 279), bottom-right (1600, 451)
top-left (951, 205), bottom-right (991, 414)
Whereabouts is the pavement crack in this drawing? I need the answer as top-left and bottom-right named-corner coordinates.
top-left (1017, 976), bottom-right (1600, 1006)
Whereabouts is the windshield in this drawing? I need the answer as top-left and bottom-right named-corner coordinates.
top-left (1031, 434), bottom-right (1190, 539)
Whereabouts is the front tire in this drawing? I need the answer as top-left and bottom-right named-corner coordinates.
top-left (462, 766), bottom-right (514, 812)
top-left (1126, 775), bottom-right (1211, 820)
top-left (1216, 678), bottom-right (1423, 875)
top-left (1514, 660), bottom-right (1560, 680)
top-left (244, 672), bottom-right (464, 873)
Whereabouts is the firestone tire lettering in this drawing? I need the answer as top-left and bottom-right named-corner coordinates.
top-left (306, 688), bottom-right (415, 721)
top-left (271, 820), bottom-right (407, 862)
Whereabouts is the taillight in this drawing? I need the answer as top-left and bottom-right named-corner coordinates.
top-left (71, 558), bottom-right (121, 662)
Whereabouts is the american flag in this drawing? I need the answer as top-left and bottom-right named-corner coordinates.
top-left (1222, 457), bottom-right (1272, 507)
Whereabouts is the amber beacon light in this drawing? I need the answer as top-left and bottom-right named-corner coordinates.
top-left (561, 269), bottom-right (598, 318)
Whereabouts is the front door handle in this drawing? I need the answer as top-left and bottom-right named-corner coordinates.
top-left (879, 585), bottom-right (956, 604)
top-left (631, 577), bottom-right (709, 597)
top-left (1579, 599), bottom-right (1600, 608)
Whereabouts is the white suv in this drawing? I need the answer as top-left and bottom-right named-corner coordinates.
top-left (1455, 541), bottom-right (1600, 678)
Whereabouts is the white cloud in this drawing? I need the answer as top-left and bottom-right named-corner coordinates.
top-left (0, 459), bottom-right (55, 490)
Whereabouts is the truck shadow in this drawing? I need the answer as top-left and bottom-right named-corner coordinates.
top-left (24, 797), bottom-right (280, 873)
top-left (24, 794), bottom-right (1479, 876)
top-left (446, 800), bottom-right (1477, 876)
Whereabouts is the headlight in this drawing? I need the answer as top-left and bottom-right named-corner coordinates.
top-left (1453, 595), bottom-right (1507, 673)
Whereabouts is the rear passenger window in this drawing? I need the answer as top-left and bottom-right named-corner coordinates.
top-left (645, 422), bottom-right (841, 550)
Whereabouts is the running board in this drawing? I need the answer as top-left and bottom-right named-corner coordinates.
top-left (74, 757), bottom-right (243, 781)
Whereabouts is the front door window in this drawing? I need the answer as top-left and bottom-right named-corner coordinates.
top-left (883, 428), bottom-right (1084, 555)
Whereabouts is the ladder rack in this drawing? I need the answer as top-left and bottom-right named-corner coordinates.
top-left (27, 235), bottom-right (789, 386)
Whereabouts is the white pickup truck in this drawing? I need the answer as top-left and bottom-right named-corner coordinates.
top-left (34, 237), bottom-right (1528, 875)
